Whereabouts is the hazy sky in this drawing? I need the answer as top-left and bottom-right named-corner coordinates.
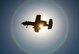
top-left (0, 0), bottom-right (79, 54)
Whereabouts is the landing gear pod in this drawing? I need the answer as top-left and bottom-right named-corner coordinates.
top-left (48, 19), bottom-right (53, 29)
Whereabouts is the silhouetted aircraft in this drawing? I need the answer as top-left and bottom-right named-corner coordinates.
top-left (21, 15), bottom-right (53, 32)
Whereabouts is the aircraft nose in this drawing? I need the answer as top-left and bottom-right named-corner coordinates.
top-left (21, 22), bottom-right (23, 24)
top-left (21, 22), bottom-right (25, 25)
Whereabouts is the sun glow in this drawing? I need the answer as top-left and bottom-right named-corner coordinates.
top-left (39, 24), bottom-right (43, 28)
top-left (39, 23), bottom-right (44, 28)
top-left (38, 23), bottom-right (47, 32)
top-left (11, 0), bottom-right (68, 54)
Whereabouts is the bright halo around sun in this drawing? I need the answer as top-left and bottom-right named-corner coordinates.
top-left (39, 26), bottom-right (47, 33)
top-left (11, 0), bottom-right (69, 54)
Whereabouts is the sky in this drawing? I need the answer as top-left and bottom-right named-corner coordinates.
top-left (0, 0), bottom-right (79, 54)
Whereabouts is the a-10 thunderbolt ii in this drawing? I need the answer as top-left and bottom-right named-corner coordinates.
top-left (21, 15), bottom-right (53, 32)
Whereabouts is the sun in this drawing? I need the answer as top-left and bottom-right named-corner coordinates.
top-left (39, 23), bottom-right (44, 28)
top-left (39, 24), bottom-right (43, 28)
top-left (38, 24), bottom-right (47, 33)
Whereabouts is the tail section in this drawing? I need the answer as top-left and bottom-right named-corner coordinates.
top-left (48, 19), bottom-right (53, 29)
